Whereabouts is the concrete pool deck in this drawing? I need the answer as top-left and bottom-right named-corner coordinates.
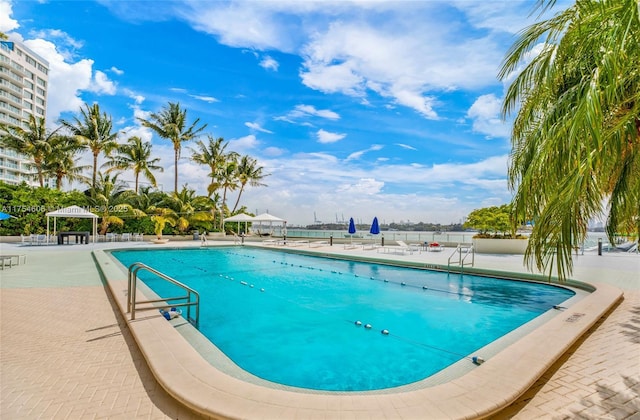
top-left (0, 239), bottom-right (638, 419)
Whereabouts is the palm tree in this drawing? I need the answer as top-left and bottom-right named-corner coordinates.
top-left (60, 103), bottom-right (119, 189)
top-left (138, 102), bottom-right (207, 193)
top-left (87, 173), bottom-right (144, 234)
top-left (231, 155), bottom-right (269, 212)
top-left (217, 159), bottom-right (239, 229)
top-left (189, 136), bottom-right (235, 197)
top-left (102, 136), bottom-right (163, 193)
top-left (0, 115), bottom-right (57, 187)
top-left (161, 186), bottom-right (215, 233)
top-left (499, 0), bottom-right (640, 280)
top-left (42, 136), bottom-right (90, 190)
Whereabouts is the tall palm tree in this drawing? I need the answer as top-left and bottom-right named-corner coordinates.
top-left (138, 102), bottom-right (207, 193)
top-left (231, 155), bottom-right (269, 212)
top-left (42, 136), bottom-right (90, 190)
top-left (499, 0), bottom-right (640, 280)
top-left (60, 103), bottom-right (119, 189)
top-left (217, 159), bottom-right (239, 229)
top-left (189, 136), bottom-right (235, 197)
top-left (0, 115), bottom-right (57, 187)
top-left (102, 136), bottom-right (163, 193)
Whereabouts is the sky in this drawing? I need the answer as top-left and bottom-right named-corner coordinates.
top-left (0, 0), bottom-right (563, 226)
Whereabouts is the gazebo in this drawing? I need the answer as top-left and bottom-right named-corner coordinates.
top-left (46, 205), bottom-right (99, 244)
top-left (251, 213), bottom-right (287, 236)
top-left (223, 213), bottom-right (255, 234)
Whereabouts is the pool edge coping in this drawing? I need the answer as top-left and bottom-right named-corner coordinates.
top-left (92, 246), bottom-right (624, 419)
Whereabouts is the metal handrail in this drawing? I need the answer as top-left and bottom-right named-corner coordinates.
top-left (127, 262), bottom-right (200, 328)
top-left (447, 244), bottom-right (475, 273)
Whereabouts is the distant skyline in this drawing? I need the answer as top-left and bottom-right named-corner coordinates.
top-left (1, 0), bottom-right (567, 225)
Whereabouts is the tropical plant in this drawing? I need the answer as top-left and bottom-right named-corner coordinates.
top-left (231, 155), bottom-right (268, 213)
top-left (463, 205), bottom-right (517, 238)
top-left (0, 115), bottom-right (57, 187)
top-left (151, 208), bottom-right (177, 240)
top-left (138, 102), bottom-right (207, 193)
top-left (161, 186), bottom-right (215, 233)
top-left (189, 136), bottom-right (234, 197)
top-left (60, 103), bottom-right (119, 189)
top-left (86, 173), bottom-right (144, 234)
top-left (102, 136), bottom-right (163, 193)
top-left (499, 0), bottom-right (640, 280)
top-left (42, 135), bottom-right (89, 190)
top-left (216, 159), bottom-right (239, 228)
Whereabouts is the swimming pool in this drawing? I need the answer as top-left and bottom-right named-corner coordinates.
top-left (112, 247), bottom-right (575, 392)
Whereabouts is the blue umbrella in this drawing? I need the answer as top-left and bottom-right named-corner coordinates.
top-left (0, 211), bottom-right (14, 221)
top-left (348, 217), bottom-right (356, 234)
top-left (369, 217), bottom-right (380, 235)
top-left (348, 217), bottom-right (356, 243)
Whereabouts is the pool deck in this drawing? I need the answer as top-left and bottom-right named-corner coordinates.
top-left (0, 239), bottom-right (638, 419)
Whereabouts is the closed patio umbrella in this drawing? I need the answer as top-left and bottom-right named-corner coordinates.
top-left (369, 217), bottom-right (380, 235)
top-left (348, 217), bottom-right (356, 244)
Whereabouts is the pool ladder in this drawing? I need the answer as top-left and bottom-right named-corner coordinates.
top-left (127, 262), bottom-right (200, 328)
top-left (447, 244), bottom-right (475, 273)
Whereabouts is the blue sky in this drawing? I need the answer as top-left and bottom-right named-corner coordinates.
top-left (1, 0), bottom-right (560, 226)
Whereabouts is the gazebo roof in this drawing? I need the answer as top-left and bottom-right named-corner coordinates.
top-left (46, 205), bottom-right (98, 219)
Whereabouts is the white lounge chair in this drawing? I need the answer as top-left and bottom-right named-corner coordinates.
top-left (310, 240), bottom-right (329, 248)
top-left (289, 240), bottom-right (309, 247)
top-left (344, 241), bottom-right (362, 249)
top-left (378, 240), bottom-right (414, 255)
top-left (398, 240), bottom-right (421, 253)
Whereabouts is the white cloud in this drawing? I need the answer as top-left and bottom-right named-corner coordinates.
top-left (336, 178), bottom-right (384, 195)
top-left (110, 66), bottom-right (124, 75)
top-left (316, 129), bottom-right (345, 144)
top-left (229, 134), bottom-right (259, 153)
top-left (259, 55), bottom-right (279, 71)
top-left (190, 94), bottom-right (218, 103)
top-left (467, 94), bottom-right (510, 138)
top-left (245, 122), bottom-right (273, 134)
top-left (280, 104), bottom-right (340, 122)
top-left (88, 70), bottom-right (117, 95)
top-left (22, 38), bottom-right (93, 121)
top-left (396, 143), bottom-right (417, 151)
top-left (345, 144), bottom-right (383, 161)
top-left (0, 0), bottom-right (19, 32)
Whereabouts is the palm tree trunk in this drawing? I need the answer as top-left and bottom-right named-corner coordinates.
top-left (35, 159), bottom-right (44, 187)
top-left (174, 148), bottom-right (179, 193)
top-left (231, 185), bottom-right (246, 213)
top-left (134, 172), bottom-right (139, 194)
top-left (92, 153), bottom-right (98, 189)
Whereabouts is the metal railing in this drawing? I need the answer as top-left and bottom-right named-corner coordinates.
top-left (447, 244), bottom-right (475, 273)
top-left (127, 262), bottom-right (200, 328)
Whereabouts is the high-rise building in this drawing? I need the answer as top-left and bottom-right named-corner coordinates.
top-left (0, 38), bottom-right (49, 186)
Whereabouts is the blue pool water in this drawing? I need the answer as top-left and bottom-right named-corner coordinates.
top-left (112, 247), bottom-right (575, 391)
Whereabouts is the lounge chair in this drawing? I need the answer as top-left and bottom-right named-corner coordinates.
top-left (288, 240), bottom-right (310, 247)
top-left (344, 241), bottom-right (362, 250)
top-left (121, 233), bottom-right (131, 241)
top-left (262, 239), bottom-right (278, 246)
top-left (310, 240), bottom-right (329, 248)
top-left (362, 239), bottom-right (381, 250)
top-left (398, 241), bottom-right (421, 253)
top-left (378, 240), bottom-right (415, 255)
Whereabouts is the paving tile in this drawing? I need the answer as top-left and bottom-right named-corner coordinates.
top-left (1, 242), bottom-right (638, 419)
